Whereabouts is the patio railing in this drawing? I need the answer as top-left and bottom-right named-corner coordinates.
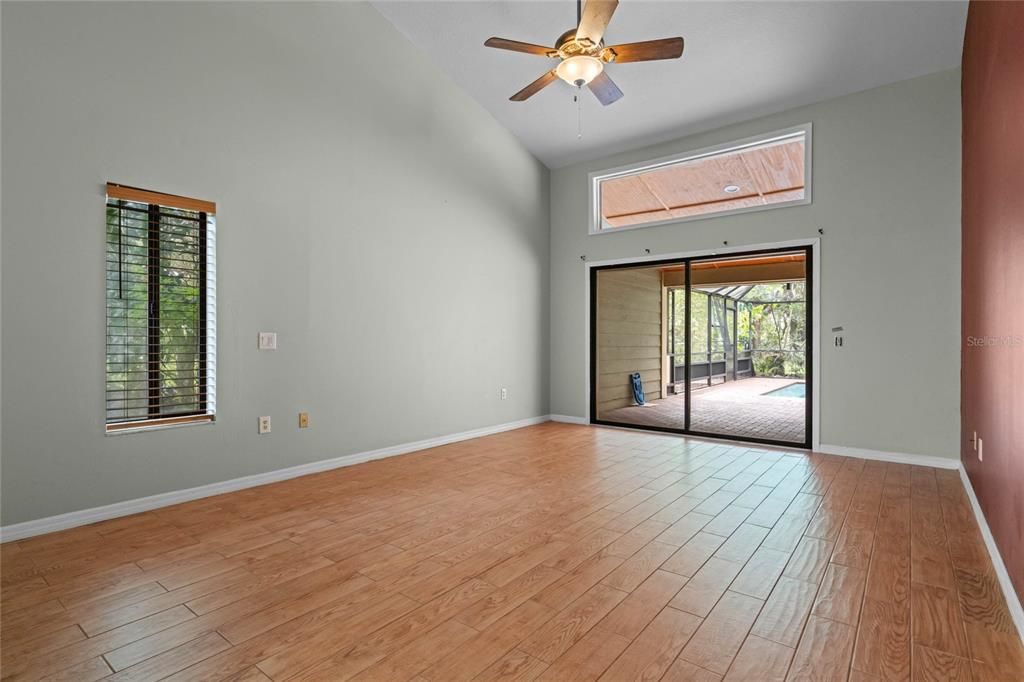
top-left (669, 348), bottom-right (805, 389)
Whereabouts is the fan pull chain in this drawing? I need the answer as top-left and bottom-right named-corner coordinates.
top-left (575, 85), bottom-right (583, 139)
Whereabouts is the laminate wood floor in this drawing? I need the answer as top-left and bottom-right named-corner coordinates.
top-left (2, 423), bottom-right (1022, 681)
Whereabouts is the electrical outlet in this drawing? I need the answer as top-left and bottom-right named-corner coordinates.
top-left (258, 332), bottom-right (278, 350)
top-left (978, 438), bottom-right (983, 462)
top-left (298, 412), bottom-right (309, 429)
top-left (258, 416), bottom-right (271, 434)
top-left (500, 387), bottom-right (508, 400)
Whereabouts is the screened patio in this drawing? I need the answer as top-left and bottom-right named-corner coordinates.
top-left (601, 275), bottom-right (808, 445)
top-left (602, 377), bottom-right (807, 443)
top-left (667, 280), bottom-right (807, 393)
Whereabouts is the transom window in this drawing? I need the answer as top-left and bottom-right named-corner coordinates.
top-left (105, 184), bottom-right (216, 432)
top-left (590, 125), bottom-right (811, 233)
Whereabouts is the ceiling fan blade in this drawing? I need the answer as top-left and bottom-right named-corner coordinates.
top-left (510, 69), bottom-right (559, 101)
top-left (603, 37), bottom-right (685, 63)
top-left (484, 37), bottom-right (559, 58)
top-left (588, 70), bottom-right (623, 106)
top-left (576, 0), bottom-right (618, 48)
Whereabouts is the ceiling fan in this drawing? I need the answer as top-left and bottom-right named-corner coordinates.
top-left (484, 0), bottom-right (684, 105)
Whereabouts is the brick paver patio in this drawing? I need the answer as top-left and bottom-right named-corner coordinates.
top-left (600, 377), bottom-right (806, 444)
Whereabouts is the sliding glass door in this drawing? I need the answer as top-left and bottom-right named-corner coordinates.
top-left (591, 246), bottom-right (811, 448)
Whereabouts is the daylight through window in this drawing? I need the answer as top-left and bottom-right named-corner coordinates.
top-left (105, 184), bottom-right (216, 432)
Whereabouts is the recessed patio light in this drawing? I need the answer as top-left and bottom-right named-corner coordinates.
top-left (723, 185), bottom-right (740, 194)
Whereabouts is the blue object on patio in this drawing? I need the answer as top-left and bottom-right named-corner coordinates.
top-left (630, 372), bottom-right (645, 406)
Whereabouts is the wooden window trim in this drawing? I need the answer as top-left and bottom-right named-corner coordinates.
top-left (106, 183), bottom-right (216, 214)
top-left (106, 414), bottom-right (215, 433)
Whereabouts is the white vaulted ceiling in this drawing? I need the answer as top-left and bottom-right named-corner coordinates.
top-left (373, 1), bottom-right (967, 168)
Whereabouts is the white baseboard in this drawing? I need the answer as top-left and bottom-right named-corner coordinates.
top-left (817, 443), bottom-right (960, 470)
top-left (549, 414), bottom-right (589, 425)
top-left (6, 417), bottom-right (1021, 647)
top-left (0, 415), bottom-right (551, 543)
top-left (958, 464), bottom-right (1024, 643)
top-left (548, 422), bottom-right (962, 470)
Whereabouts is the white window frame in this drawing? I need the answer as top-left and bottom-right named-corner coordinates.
top-left (588, 123), bottom-right (813, 235)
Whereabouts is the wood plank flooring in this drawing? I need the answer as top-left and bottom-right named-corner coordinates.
top-left (2, 422), bottom-right (1022, 681)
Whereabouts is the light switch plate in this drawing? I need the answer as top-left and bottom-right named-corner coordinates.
top-left (258, 332), bottom-right (278, 350)
top-left (258, 416), bottom-right (271, 434)
top-left (298, 412), bottom-right (309, 429)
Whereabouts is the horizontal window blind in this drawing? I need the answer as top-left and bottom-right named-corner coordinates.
top-left (106, 184), bottom-right (216, 430)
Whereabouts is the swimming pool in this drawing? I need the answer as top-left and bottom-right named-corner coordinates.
top-left (765, 382), bottom-right (806, 398)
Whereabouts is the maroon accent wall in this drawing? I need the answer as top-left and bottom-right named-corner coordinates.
top-left (961, 0), bottom-right (1024, 602)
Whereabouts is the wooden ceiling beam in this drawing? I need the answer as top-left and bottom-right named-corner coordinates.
top-left (662, 261), bottom-right (806, 287)
top-left (599, 139), bottom-right (806, 223)
top-left (603, 185), bottom-right (803, 220)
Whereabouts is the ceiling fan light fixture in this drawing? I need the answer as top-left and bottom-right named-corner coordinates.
top-left (556, 55), bottom-right (604, 86)
top-left (484, 1), bottom-right (684, 105)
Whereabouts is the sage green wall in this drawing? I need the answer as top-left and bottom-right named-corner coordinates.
top-left (0, 2), bottom-right (964, 528)
top-left (550, 69), bottom-right (962, 459)
top-left (0, 2), bottom-right (550, 525)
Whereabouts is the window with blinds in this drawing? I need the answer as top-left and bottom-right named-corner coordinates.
top-left (105, 184), bottom-right (216, 432)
